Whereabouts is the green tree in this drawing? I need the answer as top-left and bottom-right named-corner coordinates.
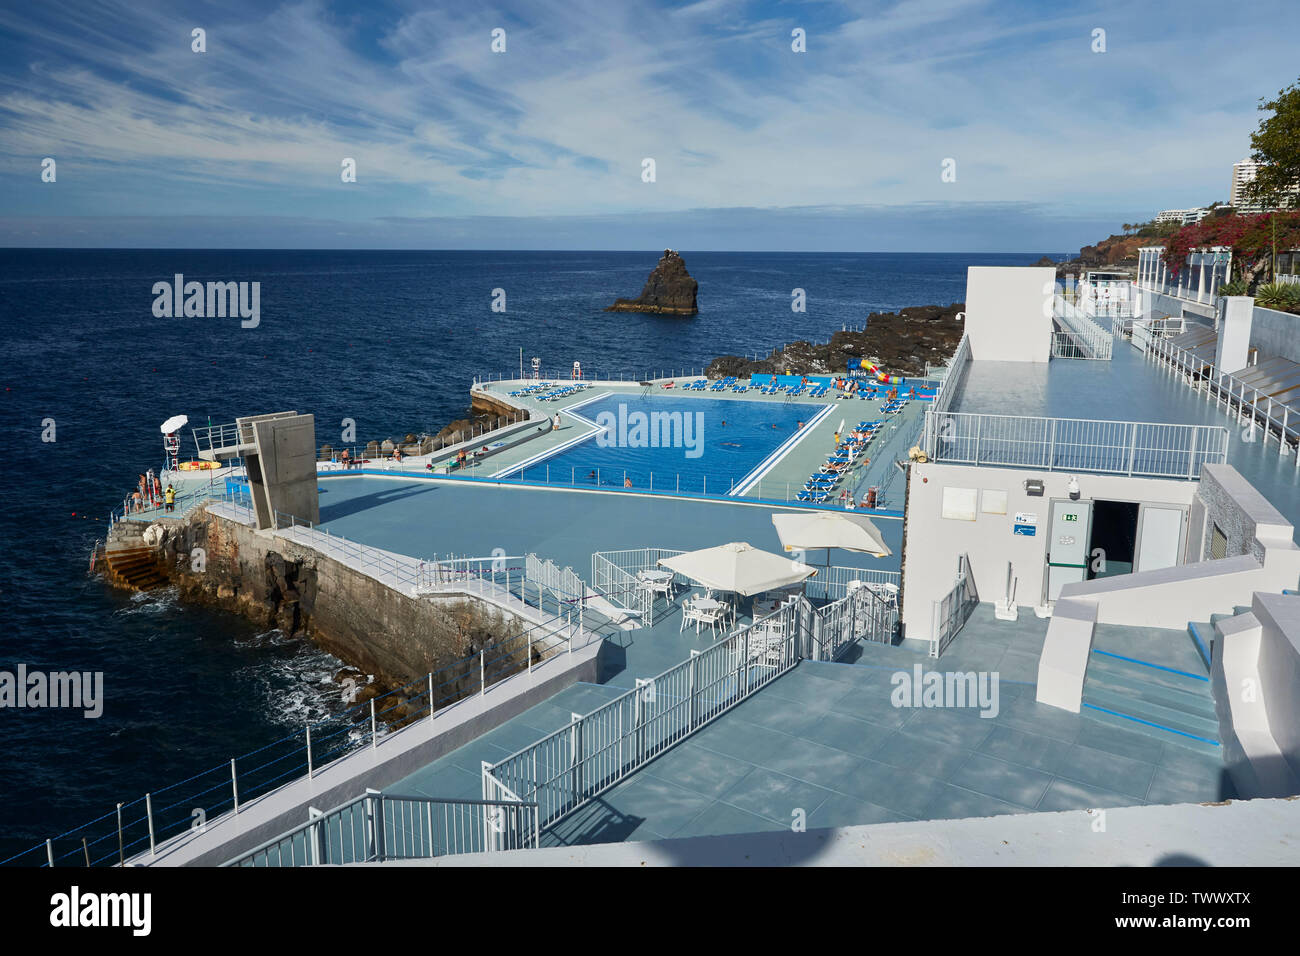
top-left (1244, 79), bottom-right (1300, 209)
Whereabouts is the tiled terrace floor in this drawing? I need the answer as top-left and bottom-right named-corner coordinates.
top-left (387, 603), bottom-right (1228, 847)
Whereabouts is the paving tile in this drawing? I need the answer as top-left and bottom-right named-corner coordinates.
top-left (870, 731), bottom-right (973, 781)
top-left (921, 784), bottom-right (1026, 821)
top-left (805, 791), bottom-right (914, 829)
top-left (762, 738), bottom-right (874, 791)
top-left (638, 741), bottom-right (756, 799)
top-left (834, 759), bottom-right (951, 813)
top-left (976, 726), bottom-right (1076, 775)
top-left (1145, 764), bottom-right (1232, 806)
top-left (1074, 718), bottom-right (1166, 766)
top-left (1035, 776), bottom-right (1139, 812)
top-left (716, 767), bottom-right (835, 825)
top-left (800, 711), bottom-right (895, 759)
top-left (948, 753), bottom-right (1055, 809)
top-left (1058, 742), bottom-right (1157, 800)
top-left (669, 798), bottom-right (790, 840)
top-left (689, 719), bottom-right (795, 765)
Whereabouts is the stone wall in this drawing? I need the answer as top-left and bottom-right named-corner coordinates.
top-left (147, 508), bottom-right (527, 694)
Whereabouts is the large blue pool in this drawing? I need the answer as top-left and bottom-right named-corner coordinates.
top-left (502, 393), bottom-right (825, 494)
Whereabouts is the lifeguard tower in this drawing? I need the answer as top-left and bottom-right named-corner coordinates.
top-left (160, 414), bottom-right (187, 473)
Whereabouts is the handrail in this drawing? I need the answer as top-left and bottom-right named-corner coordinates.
top-left (222, 791), bottom-right (541, 867)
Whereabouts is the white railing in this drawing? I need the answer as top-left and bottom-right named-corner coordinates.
top-left (816, 584), bottom-right (897, 659)
top-left (590, 547), bottom-right (689, 626)
top-left (1053, 294), bottom-right (1115, 359)
top-left (803, 565), bottom-right (901, 603)
top-left (222, 792), bottom-right (539, 866)
top-left (480, 599), bottom-right (807, 834)
top-left (930, 332), bottom-right (970, 417)
top-left (930, 554), bottom-right (978, 658)
top-left (923, 410), bottom-right (1228, 479)
top-left (1146, 334), bottom-right (1300, 466)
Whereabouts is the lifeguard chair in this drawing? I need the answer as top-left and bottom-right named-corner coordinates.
top-left (572, 361), bottom-right (583, 381)
top-left (160, 414), bottom-right (188, 474)
top-left (531, 357), bottom-right (541, 381)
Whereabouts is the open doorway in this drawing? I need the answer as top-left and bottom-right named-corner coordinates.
top-left (1087, 499), bottom-right (1139, 579)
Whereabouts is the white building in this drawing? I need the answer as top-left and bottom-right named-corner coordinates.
top-left (1155, 208), bottom-right (1210, 225)
top-left (1232, 159), bottom-right (1262, 211)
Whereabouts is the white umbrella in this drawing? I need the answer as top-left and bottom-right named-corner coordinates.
top-left (771, 512), bottom-right (892, 560)
top-left (657, 542), bottom-right (816, 597)
top-left (160, 414), bottom-right (188, 434)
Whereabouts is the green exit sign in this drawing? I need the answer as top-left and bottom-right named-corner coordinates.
top-left (1064, 514), bottom-right (1079, 522)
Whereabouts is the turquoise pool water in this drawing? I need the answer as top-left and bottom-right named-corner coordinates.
top-left (504, 393), bottom-right (824, 494)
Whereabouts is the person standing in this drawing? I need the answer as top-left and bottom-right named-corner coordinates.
top-left (164, 484), bottom-right (176, 512)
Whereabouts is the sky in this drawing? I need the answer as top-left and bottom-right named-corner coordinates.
top-left (0, 0), bottom-right (1297, 251)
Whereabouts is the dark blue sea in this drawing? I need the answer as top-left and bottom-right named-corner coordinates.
top-left (0, 248), bottom-right (1052, 863)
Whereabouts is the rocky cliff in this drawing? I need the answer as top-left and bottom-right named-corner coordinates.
top-left (706, 302), bottom-right (965, 379)
top-left (605, 249), bottom-right (699, 315)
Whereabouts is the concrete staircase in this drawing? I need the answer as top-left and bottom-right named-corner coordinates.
top-left (1187, 605), bottom-right (1256, 672)
top-left (1081, 650), bottom-right (1221, 756)
top-left (101, 546), bottom-right (168, 592)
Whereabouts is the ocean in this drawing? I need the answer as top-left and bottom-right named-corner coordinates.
top-left (0, 248), bottom-right (1052, 862)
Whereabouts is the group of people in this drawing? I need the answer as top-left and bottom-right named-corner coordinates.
top-left (129, 470), bottom-right (177, 513)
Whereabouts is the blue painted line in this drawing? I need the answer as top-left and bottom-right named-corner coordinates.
top-left (1081, 703), bottom-right (1219, 746)
top-left (1186, 622), bottom-right (1213, 669)
top-left (1091, 649), bottom-right (1209, 682)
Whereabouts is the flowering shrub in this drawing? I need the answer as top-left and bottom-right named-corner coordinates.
top-left (1161, 211), bottom-right (1300, 285)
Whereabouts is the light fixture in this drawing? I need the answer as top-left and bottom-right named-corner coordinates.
top-left (1024, 479), bottom-right (1044, 496)
top-left (1067, 476), bottom-right (1081, 500)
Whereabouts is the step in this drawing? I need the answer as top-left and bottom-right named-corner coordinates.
top-left (1085, 649), bottom-right (1211, 697)
top-left (1083, 658), bottom-right (1216, 720)
top-left (1079, 700), bottom-right (1222, 757)
top-left (1186, 621), bottom-right (1213, 670)
top-left (1081, 681), bottom-right (1219, 738)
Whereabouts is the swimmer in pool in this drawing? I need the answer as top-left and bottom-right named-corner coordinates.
top-left (721, 441), bottom-right (741, 448)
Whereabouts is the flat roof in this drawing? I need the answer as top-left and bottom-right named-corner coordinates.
top-left (951, 338), bottom-right (1300, 530)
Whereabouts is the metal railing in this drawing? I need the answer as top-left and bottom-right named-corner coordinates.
top-left (815, 583), bottom-right (897, 659)
top-left (930, 332), bottom-right (969, 417)
top-left (931, 554), bottom-right (978, 658)
top-left (321, 411), bottom-right (532, 464)
top-left (1054, 294), bottom-right (1115, 359)
top-left (191, 420), bottom-right (256, 459)
top-left (223, 791), bottom-right (539, 866)
top-left (1146, 333), bottom-right (1300, 466)
top-left (591, 548), bottom-right (689, 626)
top-left (481, 599), bottom-right (807, 834)
top-left (802, 565), bottom-right (901, 603)
top-left (923, 411), bottom-right (1228, 479)
top-left (12, 515), bottom-right (590, 868)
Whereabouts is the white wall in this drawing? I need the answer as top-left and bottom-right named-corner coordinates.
top-left (964, 266), bottom-right (1055, 363)
top-left (901, 462), bottom-right (1197, 637)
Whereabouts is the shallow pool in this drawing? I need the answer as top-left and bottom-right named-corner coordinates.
top-left (503, 393), bottom-right (824, 494)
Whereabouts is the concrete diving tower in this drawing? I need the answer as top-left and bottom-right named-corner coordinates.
top-left (193, 411), bottom-right (320, 531)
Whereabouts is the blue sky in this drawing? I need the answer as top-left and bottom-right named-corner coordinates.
top-left (1, 0), bottom-right (1297, 251)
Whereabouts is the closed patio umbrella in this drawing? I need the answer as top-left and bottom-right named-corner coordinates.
top-left (657, 542), bottom-right (816, 597)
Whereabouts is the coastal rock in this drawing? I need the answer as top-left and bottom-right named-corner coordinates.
top-left (705, 302), bottom-right (965, 379)
top-left (605, 250), bottom-right (698, 315)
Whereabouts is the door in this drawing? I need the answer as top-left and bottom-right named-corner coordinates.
top-left (1045, 499), bottom-right (1093, 602)
top-left (1135, 506), bottom-right (1186, 573)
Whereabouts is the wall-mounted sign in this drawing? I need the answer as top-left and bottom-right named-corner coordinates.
top-left (1013, 511), bottom-right (1038, 536)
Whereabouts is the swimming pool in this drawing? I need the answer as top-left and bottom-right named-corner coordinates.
top-left (501, 393), bottom-right (827, 495)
